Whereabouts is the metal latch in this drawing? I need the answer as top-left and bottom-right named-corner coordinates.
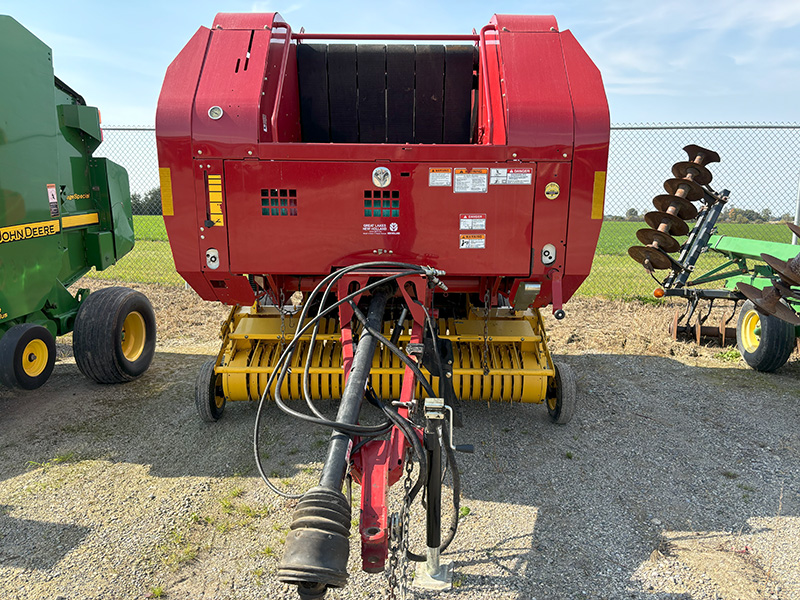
top-left (423, 397), bottom-right (446, 420)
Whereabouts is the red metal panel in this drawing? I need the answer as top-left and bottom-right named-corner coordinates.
top-left (192, 28), bottom-right (272, 150)
top-left (530, 162), bottom-right (570, 308)
top-left (212, 12), bottom-right (279, 30)
top-left (156, 27), bottom-right (216, 300)
top-left (561, 30), bottom-right (610, 300)
top-left (493, 14), bottom-right (558, 33)
top-left (223, 160), bottom-right (534, 277)
top-left (497, 30), bottom-right (574, 160)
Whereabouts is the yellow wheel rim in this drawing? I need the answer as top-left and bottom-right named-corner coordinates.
top-left (121, 311), bottom-right (147, 362)
top-left (22, 339), bottom-right (48, 377)
top-left (740, 309), bottom-right (761, 354)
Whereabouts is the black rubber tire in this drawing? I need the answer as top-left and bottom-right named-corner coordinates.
top-left (0, 323), bottom-right (56, 390)
top-left (196, 358), bottom-right (225, 422)
top-left (736, 300), bottom-right (796, 373)
top-left (546, 361), bottom-right (577, 424)
top-left (73, 287), bottom-right (156, 384)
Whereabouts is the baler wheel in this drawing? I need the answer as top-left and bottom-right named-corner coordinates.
top-left (0, 323), bottom-right (56, 390)
top-left (196, 358), bottom-right (225, 422)
top-left (73, 287), bottom-right (156, 383)
top-left (736, 300), bottom-right (795, 373)
top-left (546, 361), bottom-right (576, 424)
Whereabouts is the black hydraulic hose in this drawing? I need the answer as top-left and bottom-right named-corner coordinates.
top-left (348, 302), bottom-right (437, 399)
top-left (254, 264), bottom-right (433, 497)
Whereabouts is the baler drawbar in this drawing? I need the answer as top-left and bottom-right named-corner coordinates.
top-left (157, 11), bottom-right (609, 597)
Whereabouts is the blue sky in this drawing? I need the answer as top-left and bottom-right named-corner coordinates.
top-left (3, 0), bottom-right (799, 126)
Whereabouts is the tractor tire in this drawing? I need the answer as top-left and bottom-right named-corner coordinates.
top-left (0, 323), bottom-right (56, 390)
top-left (546, 361), bottom-right (576, 424)
top-left (73, 287), bottom-right (156, 384)
top-left (736, 300), bottom-right (795, 373)
top-left (195, 358), bottom-right (225, 422)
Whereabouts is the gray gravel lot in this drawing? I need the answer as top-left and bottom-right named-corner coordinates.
top-left (1, 286), bottom-right (799, 600)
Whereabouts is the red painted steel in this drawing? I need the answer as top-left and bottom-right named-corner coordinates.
top-left (156, 12), bottom-right (609, 306)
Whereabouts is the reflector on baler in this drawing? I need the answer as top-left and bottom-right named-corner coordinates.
top-left (157, 11), bottom-right (608, 598)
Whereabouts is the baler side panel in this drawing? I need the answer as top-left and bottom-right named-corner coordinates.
top-left (560, 30), bottom-right (610, 300)
top-left (156, 27), bottom-right (217, 300)
top-left (498, 30), bottom-right (574, 161)
top-left (477, 28), bottom-right (507, 145)
top-left (530, 162), bottom-right (571, 308)
top-left (224, 160), bottom-right (535, 277)
top-left (0, 16), bottom-right (63, 324)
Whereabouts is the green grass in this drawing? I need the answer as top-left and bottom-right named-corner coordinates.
top-left (85, 240), bottom-right (182, 286)
top-left (93, 219), bottom-right (795, 295)
top-left (598, 220), bottom-right (795, 256)
top-left (133, 215), bottom-right (168, 241)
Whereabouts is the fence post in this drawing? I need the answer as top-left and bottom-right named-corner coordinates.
top-left (794, 175), bottom-right (800, 245)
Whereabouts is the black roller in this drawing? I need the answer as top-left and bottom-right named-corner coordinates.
top-left (644, 210), bottom-right (690, 237)
top-left (663, 177), bottom-right (704, 201)
top-left (636, 228), bottom-right (681, 253)
top-left (652, 194), bottom-right (698, 221)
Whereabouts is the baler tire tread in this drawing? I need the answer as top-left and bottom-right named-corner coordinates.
top-left (73, 287), bottom-right (156, 384)
top-left (736, 300), bottom-right (795, 373)
top-left (0, 323), bottom-right (56, 390)
top-left (196, 358), bottom-right (225, 422)
top-left (547, 361), bottom-right (576, 425)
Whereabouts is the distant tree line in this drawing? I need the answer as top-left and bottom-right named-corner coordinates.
top-left (131, 187), bottom-right (161, 215)
top-left (604, 206), bottom-right (795, 224)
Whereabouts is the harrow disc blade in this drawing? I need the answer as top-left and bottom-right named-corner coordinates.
top-left (663, 177), bottom-right (704, 201)
top-left (736, 282), bottom-right (800, 326)
top-left (644, 210), bottom-right (690, 237)
top-left (683, 144), bottom-right (721, 166)
top-left (652, 194), bottom-right (699, 221)
top-left (671, 161), bottom-right (713, 186)
top-left (761, 253), bottom-right (800, 287)
top-left (787, 222), bottom-right (800, 238)
top-left (636, 228), bottom-right (681, 253)
top-left (628, 245), bottom-right (673, 270)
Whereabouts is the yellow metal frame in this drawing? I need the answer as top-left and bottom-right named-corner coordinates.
top-left (211, 303), bottom-right (556, 404)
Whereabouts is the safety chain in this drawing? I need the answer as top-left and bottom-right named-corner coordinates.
top-left (279, 289), bottom-right (286, 353)
top-left (481, 288), bottom-right (491, 376)
top-left (388, 455), bottom-right (415, 600)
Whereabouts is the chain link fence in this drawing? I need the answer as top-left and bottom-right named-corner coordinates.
top-left (93, 124), bottom-right (800, 295)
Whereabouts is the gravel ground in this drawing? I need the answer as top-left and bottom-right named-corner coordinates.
top-left (1, 280), bottom-right (799, 600)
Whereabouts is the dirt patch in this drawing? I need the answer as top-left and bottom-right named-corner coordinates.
top-left (1, 280), bottom-right (799, 600)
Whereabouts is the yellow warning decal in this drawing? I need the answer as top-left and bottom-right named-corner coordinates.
top-left (207, 174), bottom-right (224, 226)
top-left (0, 220), bottom-right (61, 244)
top-left (591, 171), bottom-right (606, 220)
top-left (159, 168), bottom-right (174, 216)
top-left (62, 213), bottom-right (99, 229)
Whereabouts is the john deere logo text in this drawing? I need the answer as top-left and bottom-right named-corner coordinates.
top-left (0, 220), bottom-right (61, 244)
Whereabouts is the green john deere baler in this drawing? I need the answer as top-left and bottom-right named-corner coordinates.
top-left (0, 16), bottom-right (155, 390)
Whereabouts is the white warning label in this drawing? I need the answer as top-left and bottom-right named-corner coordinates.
top-left (47, 183), bottom-right (59, 217)
top-left (454, 168), bottom-right (488, 193)
top-left (459, 234), bottom-right (486, 249)
top-left (428, 168), bottom-right (452, 187)
top-left (490, 168), bottom-right (533, 185)
top-left (459, 213), bottom-right (486, 230)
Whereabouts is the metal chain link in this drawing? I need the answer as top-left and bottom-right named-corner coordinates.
top-left (279, 289), bottom-right (286, 353)
top-left (481, 288), bottom-right (490, 376)
top-left (387, 453), bottom-right (414, 600)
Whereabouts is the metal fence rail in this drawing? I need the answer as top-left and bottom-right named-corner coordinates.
top-left (93, 124), bottom-right (800, 295)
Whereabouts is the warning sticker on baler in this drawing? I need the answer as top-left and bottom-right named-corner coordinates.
top-left (459, 234), bottom-right (485, 249)
top-left (454, 168), bottom-right (488, 193)
top-left (489, 168), bottom-right (533, 185)
top-left (428, 168), bottom-right (452, 187)
top-left (47, 184), bottom-right (59, 217)
top-left (459, 213), bottom-right (486, 230)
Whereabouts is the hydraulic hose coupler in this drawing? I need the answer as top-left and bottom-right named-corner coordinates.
top-left (278, 486), bottom-right (352, 599)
